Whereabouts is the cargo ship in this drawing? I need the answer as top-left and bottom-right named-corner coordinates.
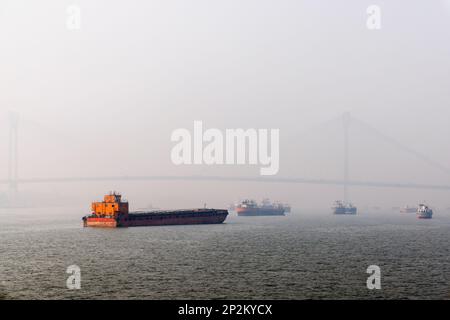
top-left (236, 199), bottom-right (286, 216)
top-left (83, 193), bottom-right (228, 228)
top-left (417, 203), bottom-right (433, 219)
top-left (332, 200), bottom-right (357, 215)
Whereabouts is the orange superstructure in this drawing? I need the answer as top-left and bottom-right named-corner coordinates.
top-left (84, 192), bottom-right (129, 227)
top-left (91, 193), bottom-right (129, 217)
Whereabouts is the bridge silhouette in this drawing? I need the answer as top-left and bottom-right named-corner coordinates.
top-left (2, 112), bottom-right (450, 194)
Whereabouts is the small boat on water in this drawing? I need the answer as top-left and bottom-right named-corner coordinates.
top-left (417, 203), bottom-right (433, 219)
top-left (332, 200), bottom-right (357, 215)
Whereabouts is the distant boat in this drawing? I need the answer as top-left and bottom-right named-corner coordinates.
top-left (332, 200), bottom-right (357, 215)
top-left (400, 205), bottom-right (416, 214)
top-left (236, 199), bottom-right (285, 216)
top-left (417, 204), bottom-right (433, 219)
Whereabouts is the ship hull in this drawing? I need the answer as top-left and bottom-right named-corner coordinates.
top-left (333, 208), bottom-right (357, 215)
top-left (84, 209), bottom-right (228, 228)
top-left (417, 213), bottom-right (433, 219)
top-left (236, 207), bottom-right (285, 216)
top-left (83, 217), bottom-right (117, 228)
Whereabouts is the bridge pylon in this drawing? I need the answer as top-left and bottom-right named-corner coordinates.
top-left (8, 112), bottom-right (19, 196)
top-left (342, 112), bottom-right (351, 204)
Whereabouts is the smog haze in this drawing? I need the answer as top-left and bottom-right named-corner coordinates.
top-left (1, 0), bottom-right (450, 211)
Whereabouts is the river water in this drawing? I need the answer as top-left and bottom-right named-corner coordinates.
top-left (0, 207), bottom-right (449, 299)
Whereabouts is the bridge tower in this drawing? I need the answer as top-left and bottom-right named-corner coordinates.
top-left (8, 112), bottom-right (19, 196)
top-left (343, 112), bottom-right (351, 203)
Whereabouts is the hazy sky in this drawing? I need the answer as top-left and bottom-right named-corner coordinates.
top-left (1, 0), bottom-right (449, 209)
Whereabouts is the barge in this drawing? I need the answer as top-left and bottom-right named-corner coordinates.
top-left (83, 193), bottom-right (228, 228)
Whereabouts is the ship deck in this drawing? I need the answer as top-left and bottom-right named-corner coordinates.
top-left (129, 209), bottom-right (226, 216)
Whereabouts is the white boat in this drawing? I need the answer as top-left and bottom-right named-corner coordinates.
top-left (417, 204), bottom-right (433, 219)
